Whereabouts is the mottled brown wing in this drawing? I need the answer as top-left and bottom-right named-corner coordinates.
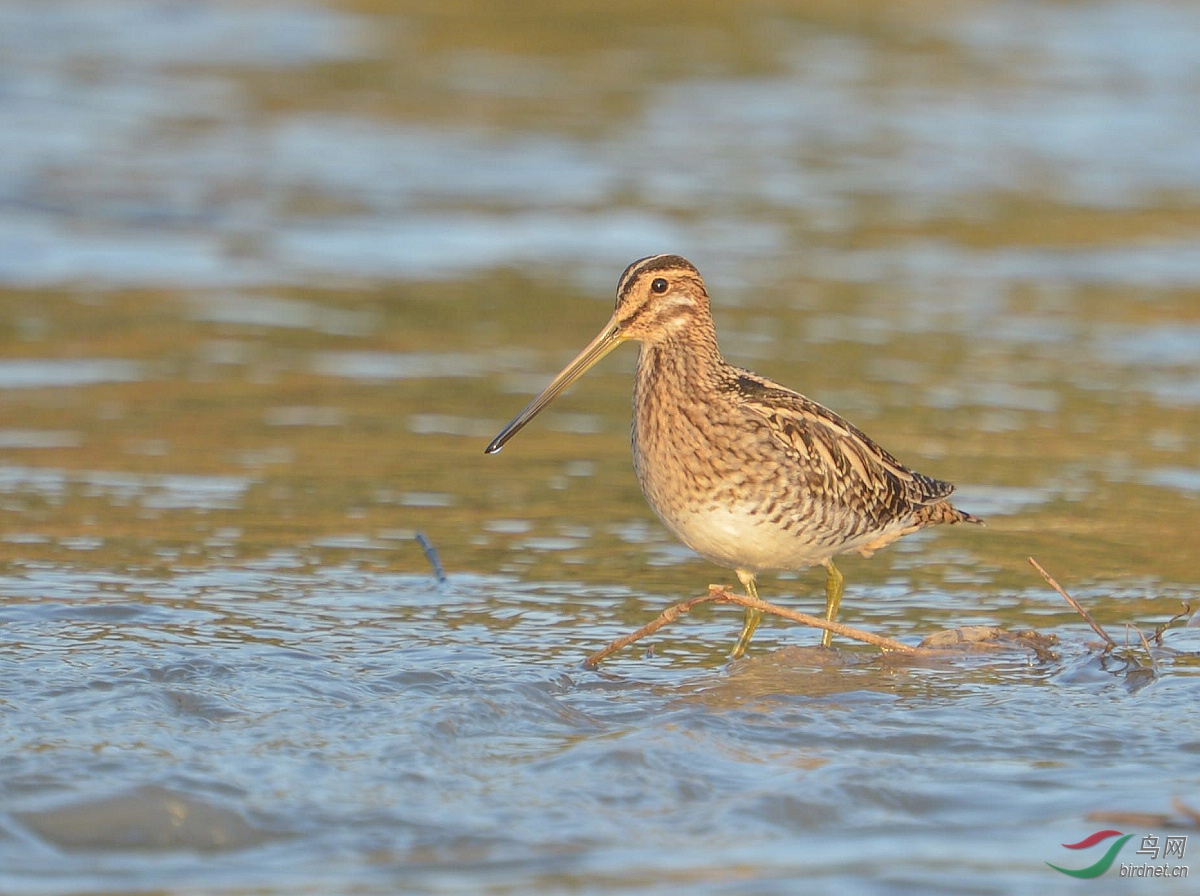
top-left (730, 371), bottom-right (954, 510)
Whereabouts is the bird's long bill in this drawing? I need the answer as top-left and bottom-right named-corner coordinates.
top-left (485, 317), bottom-right (624, 454)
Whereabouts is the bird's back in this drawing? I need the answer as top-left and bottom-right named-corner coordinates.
top-left (632, 351), bottom-right (979, 572)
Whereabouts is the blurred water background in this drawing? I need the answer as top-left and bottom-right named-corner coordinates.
top-left (1, 1), bottom-right (1199, 893)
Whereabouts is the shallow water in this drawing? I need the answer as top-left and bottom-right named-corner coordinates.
top-left (1, 1), bottom-right (1199, 893)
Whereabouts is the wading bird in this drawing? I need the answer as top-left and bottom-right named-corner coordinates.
top-left (486, 255), bottom-right (981, 658)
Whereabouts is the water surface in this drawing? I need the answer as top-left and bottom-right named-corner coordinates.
top-left (1, 1), bottom-right (1198, 893)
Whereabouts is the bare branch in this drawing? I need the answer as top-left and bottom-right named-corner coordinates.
top-left (1153, 601), bottom-right (1193, 645)
top-left (584, 585), bottom-right (925, 667)
top-left (583, 593), bottom-right (721, 667)
top-left (1131, 624), bottom-right (1158, 675)
top-left (1027, 556), bottom-right (1117, 650)
top-left (719, 586), bottom-right (920, 654)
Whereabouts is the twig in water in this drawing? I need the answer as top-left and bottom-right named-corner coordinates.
top-left (415, 531), bottom-right (446, 583)
top-left (584, 585), bottom-right (922, 668)
top-left (583, 593), bottom-right (720, 668)
top-left (1133, 626), bottom-right (1158, 676)
top-left (1153, 601), bottom-right (1193, 645)
top-left (1027, 556), bottom-right (1116, 650)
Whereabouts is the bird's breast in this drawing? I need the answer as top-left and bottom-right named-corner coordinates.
top-left (629, 348), bottom-right (913, 573)
top-left (631, 365), bottom-right (832, 571)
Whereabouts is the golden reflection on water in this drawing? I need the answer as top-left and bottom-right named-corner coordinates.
top-left (1, 0), bottom-right (1198, 629)
top-left (0, 275), bottom-right (1196, 617)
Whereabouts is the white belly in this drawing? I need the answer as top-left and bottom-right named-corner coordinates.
top-left (658, 503), bottom-right (908, 574)
top-left (659, 504), bottom-right (825, 573)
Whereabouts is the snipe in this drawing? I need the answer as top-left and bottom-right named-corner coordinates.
top-left (486, 255), bottom-right (981, 658)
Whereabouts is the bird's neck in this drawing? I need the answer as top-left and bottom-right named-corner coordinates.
top-left (634, 321), bottom-right (725, 402)
top-left (630, 321), bottom-right (728, 493)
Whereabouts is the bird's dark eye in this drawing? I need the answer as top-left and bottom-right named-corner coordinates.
top-left (651, 278), bottom-right (669, 294)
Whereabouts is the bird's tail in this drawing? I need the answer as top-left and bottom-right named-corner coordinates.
top-left (920, 500), bottom-right (985, 527)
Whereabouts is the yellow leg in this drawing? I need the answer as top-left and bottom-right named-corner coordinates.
top-left (821, 560), bottom-right (844, 648)
top-left (730, 570), bottom-right (761, 659)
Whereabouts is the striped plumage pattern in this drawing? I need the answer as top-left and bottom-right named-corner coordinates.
top-left (488, 254), bottom-right (982, 656)
top-left (623, 255), bottom-right (979, 574)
